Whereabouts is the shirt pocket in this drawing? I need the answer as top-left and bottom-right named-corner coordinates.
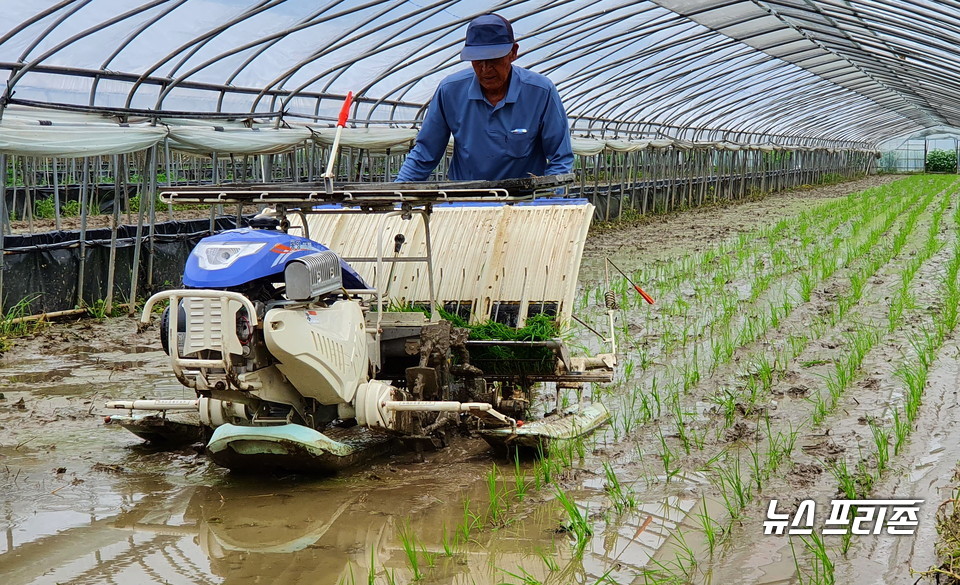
top-left (490, 129), bottom-right (535, 159)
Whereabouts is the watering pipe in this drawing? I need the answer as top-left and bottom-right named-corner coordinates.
top-left (323, 92), bottom-right (354, 194)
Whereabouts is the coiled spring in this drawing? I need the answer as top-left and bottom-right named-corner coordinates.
top-left (604, 290), bottom-right (618, 310)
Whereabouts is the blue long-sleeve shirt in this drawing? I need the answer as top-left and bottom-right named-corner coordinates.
top-left (396, 66), bottom-right (574, 181)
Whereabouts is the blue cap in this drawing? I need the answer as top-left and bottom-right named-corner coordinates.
top-left (459, 14), bottom-right (515, 61)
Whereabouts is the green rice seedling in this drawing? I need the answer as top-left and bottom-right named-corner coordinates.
top-left (810, 318), bottom-right (828, 340)
top-left (897, 361), bottom-right (927, 423)
top-left (690, 425), bottom-right (707, 450)
top-left (536, 548), bottom-right (560, 572)
top-left (656, 427), bottom-right (681, 482)
top-left (849, 272), bottom-right (867, 300)
top-left (649, 376), bottom-right (664, 418)
top-left (693, 498), bottom-right (721, 556)
top-left (636, 389), bottom-right (654, 423)
top-left (907, 328), bottom-right (935, 370)
top-left (793, 530), bottom-right (835, 585)
top-left (855, 458), bottom-right (877, 496)
top-left (789, 333), bottom-right (809, 359)
top-left (713, 455), bottom-right (752, 518)
top-left (710, 333), bottom-right (729, 373)
top-left (337, 565), bottom-right (357, 585)
top-left (397, 520), bottom-right (424, 581)
top-left (711, 386), bottom-right (738, 427)
top-left (368, 548), bottom-right (382, 585)
top-left (830, 459), bottom-right (857, 500)
top-left (743, 376), bottom-right (764, 411)
top-left (419, 544), bottom-right (437, 569)
top-left (887, 293), bottom-right (907, 333)
top-left (869, 422), bottom-right (891, 473)
top-left (440, 524), bottom-right (454, 557)
top-left (746, 443), bottom-right (767, 492)
top-left (892, 407), bottom-right (910, 455)
top-left (513, 455), bottom-right (528, 502)
top-left (0, 294), bottom-right (42, 339)
top-left (672, 400), bottom-right (692, 455)
top-left (499, 567), bottom-right (543, 585)
top-left (668, 529), bottom-right (698, 578)
top-left (602, 461), bottom-right (636, 515)
top-left (754, 353), bottom-right (775, 392)
top-left (457, 498), bottom-right (481, 544)
top-left (554, 487), bottom-right (592, 554)
top-left (487, 464), bottom-right (508, 526)
top-left (682, 347), bottom-right (701, 392)
top-left (798, 270), bottom-right (816, 302)
top-left (770, 419), bottom-right (800, 471)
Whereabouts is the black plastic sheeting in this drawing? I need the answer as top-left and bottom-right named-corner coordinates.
top-left (1, 217), bottom-right (248, 315)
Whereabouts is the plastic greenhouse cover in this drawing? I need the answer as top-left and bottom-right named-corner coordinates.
top-left (2, 0), bottom-right (953, 147)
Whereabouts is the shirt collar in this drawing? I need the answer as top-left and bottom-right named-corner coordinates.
top-left (468, 66), bottom-right (520, 106)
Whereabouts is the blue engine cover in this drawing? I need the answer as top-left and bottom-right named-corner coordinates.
top-left (183, 228), bottom-right (368, 290)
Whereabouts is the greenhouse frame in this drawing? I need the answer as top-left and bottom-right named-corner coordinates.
top-left (0, 0), bottom-right (957, 314)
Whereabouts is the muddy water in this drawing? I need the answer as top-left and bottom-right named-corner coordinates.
top-left (0, 322), bottom-right (618, 584)
top-left (5, 174), bottom-right (951, 585)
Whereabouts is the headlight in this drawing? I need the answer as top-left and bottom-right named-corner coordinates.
top-left (194, 242), bottom-right (265, 270)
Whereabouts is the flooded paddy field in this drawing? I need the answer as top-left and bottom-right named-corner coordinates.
top-left (4, 174), bottom-right (959, 585)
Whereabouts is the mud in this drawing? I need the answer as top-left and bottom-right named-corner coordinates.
top-left (3, 173), bottom-right (956, 585)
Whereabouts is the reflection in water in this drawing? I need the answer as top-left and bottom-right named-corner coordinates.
top-left (2, 469), bottom-right (705, 585)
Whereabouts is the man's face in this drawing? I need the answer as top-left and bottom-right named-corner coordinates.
top-left (471, 44), bottom-right (518, 95)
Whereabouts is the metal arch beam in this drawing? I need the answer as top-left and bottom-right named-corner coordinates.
top-left (89, 0), bottom-right (190, 107)
top-left (266, 0), bottom-right (527, 115)
top-left (561, 38), bottom-right (754, 123)
top-left (552, 8), bottom-right (826, 120)
top-left (550, 24), bottom-right (731, 114)
top-left (548, 28), bottom-right (708, 112)
top-left (559, 28), bottom-right (785, 123)
top-left (617, 61), bottom-right (808, 132)
top-left (365, 0), bottom-right (641, 121)
top-left (680, 81), bottom-right (859, 139)
top-left (653, 0), bottom-right (934, 135)
top-left (647, 39), bottom-right (871, 125)
top-left (14, 0), bottom-right (93, 63)
top-left (125, 0), bottom-right (283, 110)
top-left (760, 0), bottom-right (960, 127)
top-left (527, 5), bottom-right (689, 76)
top-left (0, 0), bottom-right (78, 47)
top-left (787, 10), bottom-right (960, 74)
top-left (156, 0), bottom-right (400, 111)
top-left (223, 0), bottom-right (350, 87)
top-left (737, 91), bottom-right (877, 137)
top-left (726, 85), bottom-right (909, 142)
top-left (356, 0), bottom-right (602, 117)
top-left (705, 79), bottom-right (879, 135)
top-left (360, 0), bottom-right (621, 120)
top-left (160, 0), bottom-right (282, 80)
top-left (649, 50), bottom-right (798, 126)
top-left (315, 0), bottom-right (475, 104)
top-left (4, 0), bottom-right (170, 105)
top-left (755, 102), bottom-right (910, 144)
top-left (255, 0), bottom-right (483, 114)
top-left (542, 16), bottom-right (704, 85)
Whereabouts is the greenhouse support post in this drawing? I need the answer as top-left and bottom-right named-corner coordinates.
top-left (76, 157), bottom-right (90, 307)
top-left (106, 154), bottom-right (120, 314)
top-left (0, 153), bottom-right (5, 313)
top-left (147, 146), bottom-right (158, 289)
top-left (129, 150), bottom-right (149, 314)
top-left (53, 156), bottom-right (61, 231)
top-left (164, 137), bottom-right (173, 221)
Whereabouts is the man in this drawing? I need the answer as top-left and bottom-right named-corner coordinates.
top-left (395, 13), bottom-right (574, 182)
